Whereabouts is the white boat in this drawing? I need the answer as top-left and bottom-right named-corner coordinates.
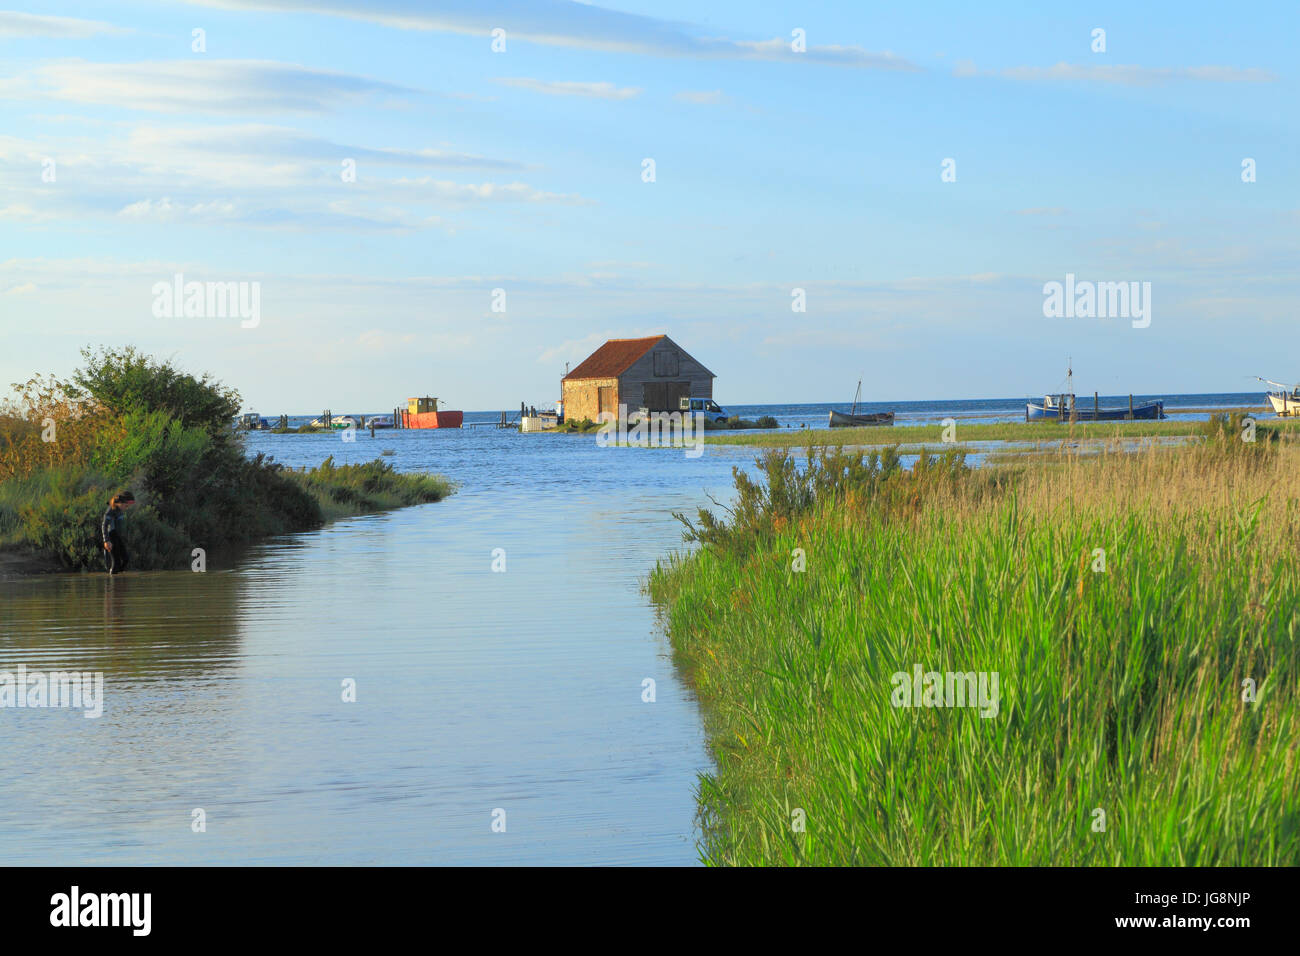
top-left (364, 416), bottom-right (394, 429)
top-left (307, 416), bottom-right (356, 429)
top-left (1258, 377), bottom-right (1300, 417)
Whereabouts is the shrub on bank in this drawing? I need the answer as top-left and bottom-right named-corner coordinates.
top-left (291, 456), bottom-right (452, 519)
top-left (1, 348), bottom-right (452, 571)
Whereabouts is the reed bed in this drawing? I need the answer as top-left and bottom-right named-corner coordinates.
top-left (648, 436), bottom-right (1300, 865)
top-left (708, 416), bottom-right (1300, 448)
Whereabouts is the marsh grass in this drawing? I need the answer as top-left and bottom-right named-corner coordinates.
top-left (648, 439), bottom-right (1300, 865)
top-left (292, 456), bottom-right (453, 521)
top-left (707, 416), bottom-right (1300, 448)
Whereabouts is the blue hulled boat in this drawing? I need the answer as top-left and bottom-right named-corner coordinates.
top-left (1026, 364), bottom-right (1165, 422)
top-left (1026, 395), bottom-right (1165, 421)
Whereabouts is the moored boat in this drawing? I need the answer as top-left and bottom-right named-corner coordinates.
top-left (1026, 363), bottom-right (1164, 421)
top-left (828, 409), bottom-right (896, 427)
top-left (1257, 377), bottom-right (1300, 417)
top-left (400, 396), bottom-right (463, 429)
top-left (307, 415), bottom-right (357, 429)
top-left (236, 412), bottom-right (270, 430)
top-left (1026, 395), bottom-right (1165, 421)
top-left (828, 379), bottom-right (895, 428)
top-left (364, 415), bottom-right (394, 429)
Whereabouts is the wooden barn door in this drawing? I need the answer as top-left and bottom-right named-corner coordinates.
top-left (642, 382), bottom-right (666, 410)
top-left (667, 381), bottom-right (691, 412)
top-left (598, 386), bottom-right (616, 416)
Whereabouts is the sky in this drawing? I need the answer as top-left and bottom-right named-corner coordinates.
top-left (0, 1), bottom-right (1296, 411)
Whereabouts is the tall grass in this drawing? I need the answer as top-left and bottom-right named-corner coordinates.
top-left (648, 440), bottom-right (1300, 865)
top-left (292, 456), bottom-right (453, 521)
top-left (706, 415), bottom-right (1300, 448)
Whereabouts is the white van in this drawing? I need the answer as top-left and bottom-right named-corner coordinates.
top-left (681, 397), bottom-right (730, 422)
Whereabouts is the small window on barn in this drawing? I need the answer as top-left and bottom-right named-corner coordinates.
top-left (653, 350), bottom-right (679, 377)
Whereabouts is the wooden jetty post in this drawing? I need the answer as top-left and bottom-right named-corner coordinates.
top-left (1128, 395), bottom-right (1133, 420)
top-left (1094, 392), bottom-right (1099, 419)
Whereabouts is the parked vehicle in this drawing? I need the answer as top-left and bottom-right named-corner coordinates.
top-left (682, 397), bottom-right (730, 422)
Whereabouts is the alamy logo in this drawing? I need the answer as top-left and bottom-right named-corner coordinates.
top-left (596, 404), bottom-right (706, 458)
top-left (50, 886), bottom-right (150, 936)
top-left (890, 663), bottom-right (999, 718)
top-left (0, 664), bottom-right (103, 718)
top-left (1042, 273), bottom-right (1151, 328)
top-left (151, 273), bottom-right (261, 328)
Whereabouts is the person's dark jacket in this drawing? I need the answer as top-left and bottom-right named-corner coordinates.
top-left (102, 506), bottom-right (123, 544)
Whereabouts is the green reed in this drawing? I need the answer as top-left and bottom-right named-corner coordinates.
top-left (648, 444), bottom-right (1300, 865)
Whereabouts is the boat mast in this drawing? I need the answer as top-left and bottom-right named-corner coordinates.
top-left (851, 378), bottom-right (862, 417)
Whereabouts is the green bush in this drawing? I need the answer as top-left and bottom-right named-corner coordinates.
top-left (674, 446), bottom-right (967, 551)
top-left (1, 347), bottom-right (453, 571)
top-left (69, 345), bottom-right (241, 439)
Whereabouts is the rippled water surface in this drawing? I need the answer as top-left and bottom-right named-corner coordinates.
top-left (0, 429), bottom-right (766, 865)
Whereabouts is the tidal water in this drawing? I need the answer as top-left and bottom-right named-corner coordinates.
top-left (0, 391), bottom-right (1267, 865)
top-left (0, 429), bottom-right (769, 865)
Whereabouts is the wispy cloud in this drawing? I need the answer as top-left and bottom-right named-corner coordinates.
top-left (954, 59), bottom-right (1276, 85)
top-left (0, 125), bottom-right (582, 232)
top-left (0, 11), bottom-right (128, 38)
top-left (493, 77), bottom-right (641, 99)
top-left (1014, 207), bottom-right (1066, 216)
top-left (126, 124), bottom-right (525, 170)
top-left (0, 59), bottom-right (417, 113)
top-left (117, 197), bottom-right (239, 222)
top-left (182, 1), bottom-right (921, 70)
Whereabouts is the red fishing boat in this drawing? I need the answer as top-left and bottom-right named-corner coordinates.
top-left (400, 396), bottom-right (463, 429)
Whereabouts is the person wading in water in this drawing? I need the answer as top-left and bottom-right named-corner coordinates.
top-left (102, 491), bottom-right (136, 574)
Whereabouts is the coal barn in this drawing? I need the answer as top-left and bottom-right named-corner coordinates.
top-left (560, 335), bottom-right (716, 423)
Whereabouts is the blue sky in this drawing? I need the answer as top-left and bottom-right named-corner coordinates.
top-left (1, 1), bottom-right (1295, 410)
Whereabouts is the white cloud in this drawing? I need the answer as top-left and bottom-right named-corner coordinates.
top-left (493, 77), bottom-right (641, 100)
top-left (956, 60), bottom-right (1275, 85)
top-left (124, 124), bottom-right (525, 170)
top-left (117, 197), bottom-right (239, 221)
top-left (181, 1), bottom-right (921, 70)
top-left (0, 59), bottom-right (417, 113)
top-left (0, 11), bottom-right (128, 38)
top-left (389, 177), bottom-right (589, 204)
top-left (0, 126), bottom-right (580, 232)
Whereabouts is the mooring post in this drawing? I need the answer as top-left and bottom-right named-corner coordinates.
top-left (1128, 395), bottom-right (1133, 420)
top-left (1094, 392), bottom-right (1099, 419)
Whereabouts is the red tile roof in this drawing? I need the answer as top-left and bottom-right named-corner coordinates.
top-left (563, 335), bottom-right (665, 380)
